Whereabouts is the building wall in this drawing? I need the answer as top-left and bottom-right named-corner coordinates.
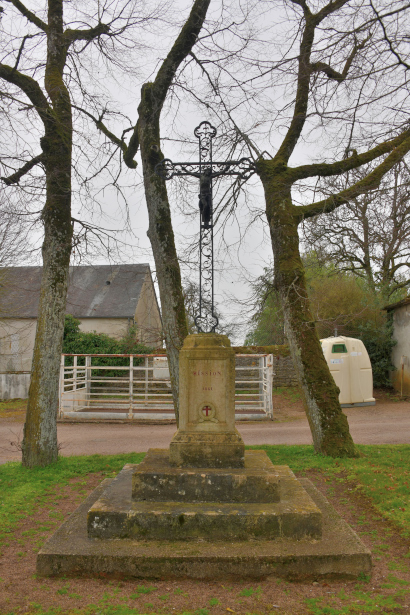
top-left (0, 372), bottom-right (31, 400)
top-left (0, 318), bottom-right (37, 372)
top-left (390, 304), bottom-right (410, 395)
top-left (134, 273), bottom-right (162, 348)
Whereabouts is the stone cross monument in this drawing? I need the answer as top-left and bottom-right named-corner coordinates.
top-left (155, 121), bottom-right (257, 467)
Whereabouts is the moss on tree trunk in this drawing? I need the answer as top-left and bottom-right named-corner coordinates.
top-left (259, 162), bottom-right (357, 458)
top-left (22, 125), bottom-right (73, 466)
top-left (138, 84), bottom-right (188, 426)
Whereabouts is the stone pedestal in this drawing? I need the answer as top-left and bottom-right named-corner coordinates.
top-left (87, 451), bottom-right (321, 541)
top-left (169, 334), bottom-right (245, 468)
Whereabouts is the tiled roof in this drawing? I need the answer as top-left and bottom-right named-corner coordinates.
top-left (0, 264), bottom-right (150, 318)
top-left (383, 297), bottom-right (410, 312)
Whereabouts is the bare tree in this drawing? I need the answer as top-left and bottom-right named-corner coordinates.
top-left (170, 0), bottom-right (410, 456)
top-left (94, 0), bottom-right (211, 424)
top-left (302, 161), bottom-right (410, 298)
top-left (0, 0), bottom-right (159, 466)
top-left (0, 204), bottom-right (32, 267)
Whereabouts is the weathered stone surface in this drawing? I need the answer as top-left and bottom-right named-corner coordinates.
top-left (37, 477), bottom-right (372, 580)
top-left (87, 461), bottom-right (321, 541)
top-left (132, 449), bottom-right (280, 503)
top-left (169, 431), bottom-right (245, 468)
top-left (170, 334), bottom-right (245, 467)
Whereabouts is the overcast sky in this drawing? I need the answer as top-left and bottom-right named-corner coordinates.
top-left (5, 0), bottom-right (404, 343)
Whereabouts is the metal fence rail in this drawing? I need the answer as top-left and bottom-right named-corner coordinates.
top-left (59, 353), bottom-right (274, 420)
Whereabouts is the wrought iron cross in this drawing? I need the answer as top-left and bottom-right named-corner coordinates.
top-left (155, 121), bottom-right (254, 333)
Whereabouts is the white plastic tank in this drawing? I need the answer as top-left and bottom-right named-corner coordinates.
top-left (153, 356), bottom-right (170, 380)
top-left (320, 336), bottom-right (375, 407)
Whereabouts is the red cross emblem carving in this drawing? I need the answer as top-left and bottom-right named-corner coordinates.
top-left (198, 402), bottom-right (218, 422)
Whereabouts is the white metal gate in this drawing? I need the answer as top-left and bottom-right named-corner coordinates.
top-left (59, 353), bottom-right (273, 420)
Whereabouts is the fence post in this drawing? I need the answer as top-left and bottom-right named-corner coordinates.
top-left (257, 356), bottom-right (263, 415)
top-left (145, 356), bottom-right (149, 408)
top-left (85, 355), bottom-right (91, 407)
top-left (128, 355), bottom-right (134, 419)
top-left (59, 355), bottom-right (64, 419)
top-left (267, 355), bottom-right (274, 419)
top-left (73, 355), bottom-right (77, 392)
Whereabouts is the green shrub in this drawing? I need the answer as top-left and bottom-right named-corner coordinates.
top-left (357, 315), bottom-right (396, 388)
top-left (62, 314), bottom-right (155, 377)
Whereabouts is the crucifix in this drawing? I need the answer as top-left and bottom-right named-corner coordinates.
top-left (155, 121), bottom-right (254, 333)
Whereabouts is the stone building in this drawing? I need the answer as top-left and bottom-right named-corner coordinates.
top-left (384, 297), bottom-right (410, 395)
top-left (0, 264), bottom-right (162, 399)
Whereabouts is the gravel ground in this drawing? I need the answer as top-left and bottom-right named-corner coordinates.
top-left (1, 393), bottom-right (410, 462)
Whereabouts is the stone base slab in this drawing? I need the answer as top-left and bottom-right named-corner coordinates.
top-left (132, 449), bottom-right (280, 503)
top-left (87, 463), bottom-right (321, 541)
top-left (169, 430), bottom-right (245, 468)
top-left (37, 477), bottom-right (371, 580)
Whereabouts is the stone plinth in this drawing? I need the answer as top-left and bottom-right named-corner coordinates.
top-left (132, 449), bottom-right (280, 503)
top-left (38, 472), bottom-right (372, 580)
top-left (87, 454), bottom-right (322, 541)
top-left (169, 334), bottom-right (245, 468)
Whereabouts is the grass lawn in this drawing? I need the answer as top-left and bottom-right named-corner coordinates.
top-left (0, 399), bottom-right (27, 421)
top-left (1, 445), bottom-right (410, 614)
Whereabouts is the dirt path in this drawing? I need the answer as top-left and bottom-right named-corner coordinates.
top-left (1, 394), bottom-right (410, 463)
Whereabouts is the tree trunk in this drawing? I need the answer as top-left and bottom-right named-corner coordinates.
top-left (138, 85), bottom-right (188, 426)
top-left (22, 196), bottom-right (72, 466)
top-left (260, 167), bottom-right (357, 457)
top-left (22, 0), bottom-right (73, 466)
top-left (22, 134), bottom-right (72, 466)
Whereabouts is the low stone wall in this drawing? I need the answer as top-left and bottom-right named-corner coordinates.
top-left (233, 345), bottom-right (298, 388)
top-left (271, 354), bottom-right (298, 387)
top-left (0, 372), bottom-right (31, 400)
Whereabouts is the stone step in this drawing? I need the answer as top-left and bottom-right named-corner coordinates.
top-left (38, 476), bottom-right (371, 581)
top-left (132, 449), bottom-right (281, 503)
top-left (87, 462), bottom-right (322, 541)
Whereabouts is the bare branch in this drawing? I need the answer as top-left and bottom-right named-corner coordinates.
top-left (0, 63), bottom-right (50, 125)
top-left (275, 0), bottom-right (350, 162)
top-left (314, 0), bottom-right (350, 24)
top-left (13, 34), bottom-right (37, 72)
top-left (298, 132), bottom-right (410, 220)
top-left (71, 104), bottom-right (136, 167)
top-left (64, 23), bottom-right (110, 46)
top-left (124, 0), bottom-right (211, 166)
top-left (1, 154), bottom-right (44, 185)
top-left (291, 128), bottom-right (410, 181)
top-left (370, 0), bottom-right (410, 70)
top-left (289, 0), bottom-right (311, 17)
top-left (310, 35), bottom-right (369, 82)
top-left (2, 0), bottom-right (48, 31)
